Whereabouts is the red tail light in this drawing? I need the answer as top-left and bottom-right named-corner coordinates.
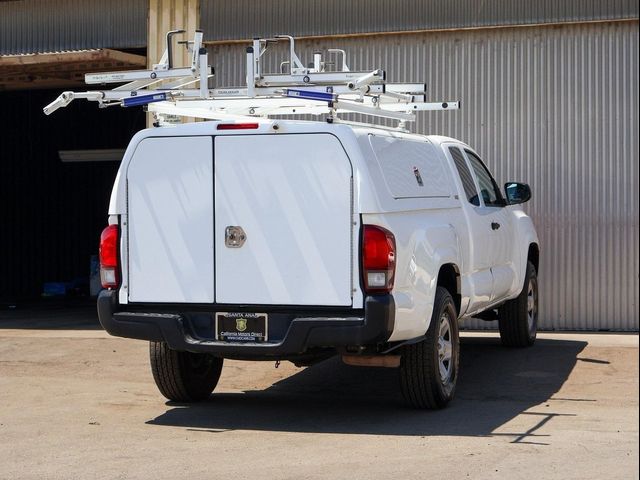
top-left (361, 225), bottom-right (396, 294)
top-left (216, 123), bottom-right (259, 130)
top-left (99, 224), bottom-right (119, 289)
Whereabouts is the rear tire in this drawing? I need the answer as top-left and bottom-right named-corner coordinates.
top-left (149, 342), bottom-right (223, 402)
top-left (400, 286), bottom-right (460, 409)
top-left (498, 261), bottom-right (538, 347)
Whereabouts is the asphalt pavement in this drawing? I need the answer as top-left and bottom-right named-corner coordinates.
top-left (0, 306), bottom-right (637, 479)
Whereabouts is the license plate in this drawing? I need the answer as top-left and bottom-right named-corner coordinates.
top-left (215, 312), bottom-right (268, 343)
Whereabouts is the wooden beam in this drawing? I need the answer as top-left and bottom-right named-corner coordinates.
top-left (0, 49), bottom-right (147, 91)
top-left (0, 49), bottom-right (146, 69)
top-left (147, 0), bottom-right (200, 125)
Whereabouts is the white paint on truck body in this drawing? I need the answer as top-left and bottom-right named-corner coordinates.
top-left (109, 120), bottom-right (538, 343)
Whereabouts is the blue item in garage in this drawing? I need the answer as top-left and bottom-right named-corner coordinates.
top-left (42, 282), bottom-right (67, 296)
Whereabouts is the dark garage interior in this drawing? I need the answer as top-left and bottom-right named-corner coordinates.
top-left (0, 90), bottom-right (144, 304)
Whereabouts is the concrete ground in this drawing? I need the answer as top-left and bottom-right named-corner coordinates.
top-left (0, 306), bottom-right (638, 480)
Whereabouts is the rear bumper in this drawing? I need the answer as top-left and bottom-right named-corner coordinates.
top-left (97, 291), bottom-right (394, 359)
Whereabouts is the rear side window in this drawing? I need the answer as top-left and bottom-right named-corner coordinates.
top-left (449, 146), bottom-right (480, 206)
top-left (369, 135), bottom-right (453, 199)
top-left (464, 150), bottom-right (505, 207)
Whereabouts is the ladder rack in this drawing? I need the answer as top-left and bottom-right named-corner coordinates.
top-left (43, 30), bottom-right (460, 130)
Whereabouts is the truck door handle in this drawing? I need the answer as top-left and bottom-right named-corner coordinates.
top-left (491, 222), bottom-right (501, 230)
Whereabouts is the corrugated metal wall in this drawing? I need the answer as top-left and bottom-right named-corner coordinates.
top-left (0, 0), bottom-right (147, 55)
top-left (202, 0), bottom-right (639, 41)
top-left (208, 21), bottom-right (639, 331)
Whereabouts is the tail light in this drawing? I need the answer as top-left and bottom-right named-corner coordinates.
top-left (361, 225), bottom-right (396, 294)
top-left (216, 123), bottom-right (259, 130)
top-left (99, 224), bottom-right (119, 289)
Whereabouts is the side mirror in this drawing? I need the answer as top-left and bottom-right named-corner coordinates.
top-left (504, 182), bottom-right (531, 205)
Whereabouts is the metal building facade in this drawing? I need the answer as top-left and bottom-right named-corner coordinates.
top-left (202, 0), bottom-right (639, 40)
top-left (0, 1), bottom-right (637, 330)
top-left (0, 0), bottom-right (147, 55)
top-left (207, 20), bottom-right (639, 331)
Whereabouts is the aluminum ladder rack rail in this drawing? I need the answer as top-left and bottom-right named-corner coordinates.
top-left (148, 97), bottom-right (460, 123)
top-left (43, 29), bottom-right (461, 131)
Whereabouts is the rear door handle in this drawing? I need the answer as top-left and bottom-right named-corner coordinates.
top-left (491, 222), bottom-right (501, 230)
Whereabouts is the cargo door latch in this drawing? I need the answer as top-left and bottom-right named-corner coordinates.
top-left (225, 226), bottom-right (247, 248)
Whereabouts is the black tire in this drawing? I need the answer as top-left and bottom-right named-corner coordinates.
top-left (149, 342), bottom-right (223, 402)
top-left (498, 261), bottom-right (538, 347)
top-left (400, 286), bottom-right (460, 409)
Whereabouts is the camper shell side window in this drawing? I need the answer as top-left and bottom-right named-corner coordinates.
top-left (369, 135), bottom-right (453, 199)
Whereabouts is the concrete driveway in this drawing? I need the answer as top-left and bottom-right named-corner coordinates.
top-left (0, 306), bottom-right (638, 479)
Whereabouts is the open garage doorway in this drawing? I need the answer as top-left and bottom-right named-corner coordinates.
top-left (0, 89), bottom-right (144, 306)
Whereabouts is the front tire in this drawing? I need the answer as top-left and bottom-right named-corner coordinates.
top-left (400, 286), bottom-right (460, 409)
top-left (498, 261), bottom-right (538, 347)
top-left (149, 342), bottom-right (223, 402)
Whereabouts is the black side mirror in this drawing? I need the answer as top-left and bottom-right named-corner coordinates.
top-left (504, 182), bottom-right (531, 205)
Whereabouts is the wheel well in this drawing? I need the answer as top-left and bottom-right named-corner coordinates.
top-left (437, 264), bottom-right (461, 314)
top-left (528, 243), bottom-right (540, 273)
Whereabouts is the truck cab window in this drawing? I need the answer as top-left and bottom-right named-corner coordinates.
top-left (464, 150), bottom-right (505, 207)
top-left (449, 146), bottom-right (480, 206)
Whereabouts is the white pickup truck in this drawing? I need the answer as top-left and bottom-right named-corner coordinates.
top-left (96, 119), bottom-right (539, 409)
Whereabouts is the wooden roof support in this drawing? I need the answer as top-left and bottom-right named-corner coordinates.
top-left (0, 49), bottom-right (146, 91)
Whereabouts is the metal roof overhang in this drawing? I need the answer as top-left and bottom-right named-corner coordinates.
top-left (0, 49), bottom-right (146, 91)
